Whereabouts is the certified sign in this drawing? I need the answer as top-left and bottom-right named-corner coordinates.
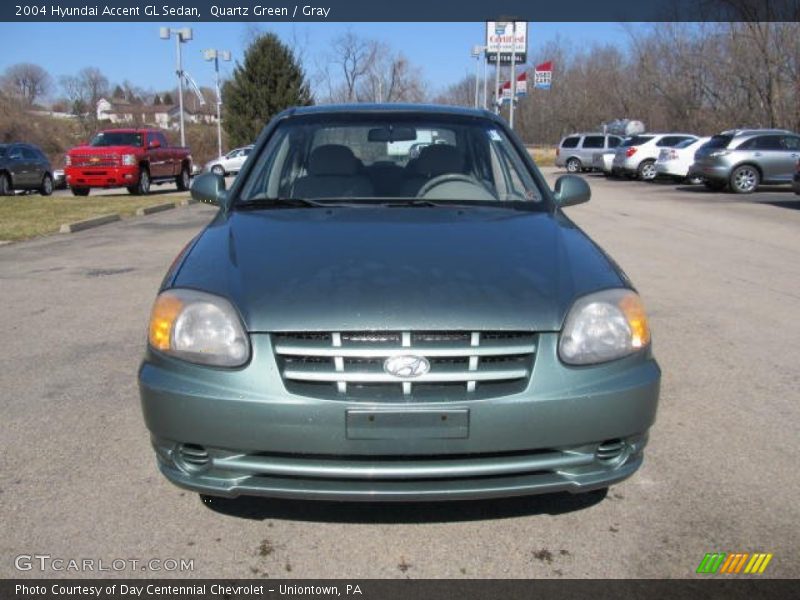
top-left (485, 21), bottom-right (527, 64)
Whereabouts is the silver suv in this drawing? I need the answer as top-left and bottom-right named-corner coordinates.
top-left (555, 133), bottom-right (623, 173)
top-left (691, 129), bottom-right (800, 193)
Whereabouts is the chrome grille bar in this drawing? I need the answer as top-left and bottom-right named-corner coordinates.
top-left (274, 331), bottom-right (536, 398)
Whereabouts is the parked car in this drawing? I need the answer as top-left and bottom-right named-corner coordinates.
top-left (690, 129), bottom-right (800, 193)
top-left (556, 133), bottom-right (624, 173)
top-left (204, 145), bottom-right (254, 176)
top-left (592, 150), bottom-right (617, 176)
top-left (654, 137), bottom-right (711, 183)
top-left (0, 143), bottom-right (54, 196)
top-left (612, 134), bottom-right (698, 180)
top-left (793, 159), bottom-right (800, 195)
top-left (139, 104), bottom-right (661, 502)
top-left (65, 128), bottom-right (192, 196)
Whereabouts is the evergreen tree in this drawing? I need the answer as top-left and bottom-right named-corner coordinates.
top-left (222, 33), bottom-right (312, 148)
top-left (152, 94), bottom-right (162, 106)
top-left (111, 85), bottom-right (125, 99)
top-left (162, 92), bottom-right (174, 105)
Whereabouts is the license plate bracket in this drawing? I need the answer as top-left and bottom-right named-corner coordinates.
top-left (346, 409), bottom-right (469, 440)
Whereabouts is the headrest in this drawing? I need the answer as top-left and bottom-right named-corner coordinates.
top-left (308, 144), bottom-right (360, 176)
top-left (414, 144), bottom-right (465, 176)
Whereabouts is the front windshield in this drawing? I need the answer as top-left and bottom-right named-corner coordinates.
top-left (237, 115), bottom-right (544, 205)
top-left (90, 132), bottom-right (143, 147)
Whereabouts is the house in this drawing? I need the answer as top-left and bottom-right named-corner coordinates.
top-left (95, 98), bottom-right (217, 129)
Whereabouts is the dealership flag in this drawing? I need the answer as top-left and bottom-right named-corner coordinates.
top-left (516, 71), bottom-right (528, 96)
top-left (534, 61), bottom-right (553, 89)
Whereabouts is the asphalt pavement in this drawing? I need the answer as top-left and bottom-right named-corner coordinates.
top-left (1, 169), bottom-right (798, 578)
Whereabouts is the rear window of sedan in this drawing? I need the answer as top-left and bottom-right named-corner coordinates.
top-left (621, 136), bottom-right (654, 147)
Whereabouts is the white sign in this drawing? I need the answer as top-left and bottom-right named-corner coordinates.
top-left (485, 21), bottom-right (527, 64)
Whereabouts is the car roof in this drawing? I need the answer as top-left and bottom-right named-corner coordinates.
top-left (720, 128), bottom-right (794, 137)
top-left (282, 103), bottom-right (500, 121)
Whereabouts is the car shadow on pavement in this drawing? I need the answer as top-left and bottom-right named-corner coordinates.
top-left (198, 488), bottom-right (608, 523)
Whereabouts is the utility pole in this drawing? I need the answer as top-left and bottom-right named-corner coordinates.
top-left (204, 48), bottom-right (232, 159)
top-left (471, 45), bottom-right (483, 108)
top-left (494, 22), bottom-right (505, 114)
top-left (160, 27), bottom-right (193, 147)
top-left (509, 22), bottom-right (517, 130)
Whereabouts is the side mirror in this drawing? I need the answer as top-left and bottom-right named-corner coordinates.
top-left (191, 172), bottom-right (227, 207)
top-left (553, 175), bottom-right (591, 208)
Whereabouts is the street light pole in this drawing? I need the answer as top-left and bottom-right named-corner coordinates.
top-left (509, 22), bottom-right (517, 130)
top-left (160, 27), bottom-right (193, 147)
top-left (471, 45), bottom-right (483, 109)
top-left (494, 22), bottom-right (505, 114)
top-left (204, 48), bottom-right (231, 159)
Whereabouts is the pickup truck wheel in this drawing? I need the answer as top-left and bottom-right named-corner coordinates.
top-left (71, 187), bottom-right (90, 197)
top-left (0, 173), bottom-right (11, 196)
top-left (40, 174), bottom-right (53, 196)
top-left (131, 168), bottom-right (150, 195)
top-left (175, 166), bottom-right (190, 191)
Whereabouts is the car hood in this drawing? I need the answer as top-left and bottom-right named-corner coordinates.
top-left (171, 207), bottom-right (626, 332)
top-left (68, 145), bottom-right (142, 155)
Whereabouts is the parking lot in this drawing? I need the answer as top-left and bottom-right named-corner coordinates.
top-left (1, 168), bottom-right (798, 579)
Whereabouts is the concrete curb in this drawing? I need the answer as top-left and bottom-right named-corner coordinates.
top-left (179, 198), bottom-right (198, 206)
top-left (135, 202), bottom-right (176, 216)
top-left (59, 214), bottom-right (120, 233)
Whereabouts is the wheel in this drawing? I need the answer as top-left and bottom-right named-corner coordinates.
top-left (637, 160), bottom-right (657, 181)
top-left (211, 165), bottom-right (225, 177)
top-left (175, 165), bottom-right (190, 191)
top-left (729, 165), bottom-right (759, 194)
top-left (130, 168), bottom-right (150, 195)
top-left (71, 187), bottom-right (90, 196)
top-left (0, 173), bottom-right (11, 196)
top-left (40, 174), bottom-right (53, 196)
top-left (566, 158), bottom-right (581, 173)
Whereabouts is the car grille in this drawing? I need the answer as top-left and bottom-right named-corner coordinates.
top-left (273, 331), bottom-right (537, 402)
top-left (71, 154), bottom-right (118, 167)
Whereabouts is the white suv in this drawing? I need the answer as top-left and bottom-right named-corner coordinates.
top-left (612, 134), bottom-right (697, 180)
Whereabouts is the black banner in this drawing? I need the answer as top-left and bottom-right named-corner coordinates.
top-left (2, 579), bottom-right (797, 600)
top-left (1, 0), bottom-right (799, 22)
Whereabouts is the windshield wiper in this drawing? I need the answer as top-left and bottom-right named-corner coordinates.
top-left (382, 199), bottom-right (451, 208)
top-left (236, 197), bottom-right (329, 210)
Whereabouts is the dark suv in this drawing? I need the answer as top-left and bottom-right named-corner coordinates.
top-left (691, 129), bottom-right (800, 193)
top-left (0, 143), bottom-right (54, 196)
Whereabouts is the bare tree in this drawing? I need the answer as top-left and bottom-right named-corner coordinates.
top-left (60, 67), bottom-right (110, 121)
top-left (2, 63), bottom-right (51, 106)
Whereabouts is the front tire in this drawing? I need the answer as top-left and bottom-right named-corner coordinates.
top-left (638, 160), bottom-right (657, 181)
top-left (0, 173), bottom-right (11, 196)
top-left (40, 174), bottom-right (53, 196)
top-left (129, 168), bottom-right (150, 195)
top-left (729, 165), bottom-right (760, 194)
top-left (71, 186), bottom-right (90, 196)
top-left (175, 165), bottom-right (190, 191)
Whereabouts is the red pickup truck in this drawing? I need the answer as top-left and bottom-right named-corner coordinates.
top-left (65, 128), bottom-right (192, 196)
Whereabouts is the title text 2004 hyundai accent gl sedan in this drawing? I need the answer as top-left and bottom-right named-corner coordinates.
top-left (138, 104), bottom-right (660, 501)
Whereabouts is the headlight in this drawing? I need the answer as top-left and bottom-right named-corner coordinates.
top-left (121, 154), bottom-right (136, 166)
top-left (559, 289), bottom-right (651, 365)
top-left (148, 289), bottom-right (250, 367)
top-left (64, 155), bottom-right (71, 166)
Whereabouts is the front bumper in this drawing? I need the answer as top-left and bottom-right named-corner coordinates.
top-left (655, 161), bottom-right (687, 178)
top-left (65, 165), bottom-right (139, 188)
top-left (139, 333), bottom-right (660, 501)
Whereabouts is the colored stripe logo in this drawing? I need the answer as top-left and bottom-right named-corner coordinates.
top-left (696, 552), bottom-right (773, 574)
